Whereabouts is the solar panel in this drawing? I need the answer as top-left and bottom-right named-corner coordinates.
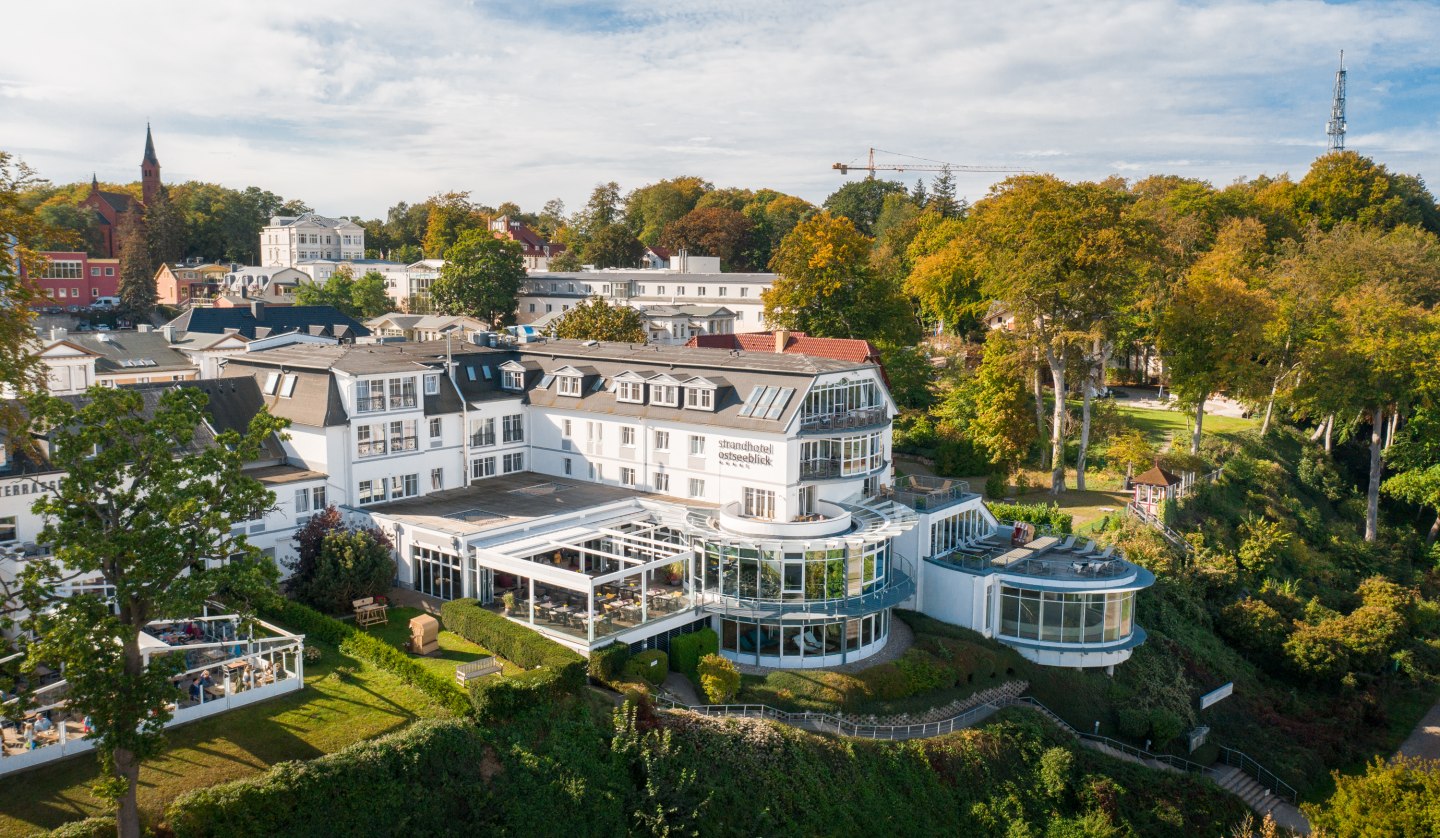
top-left (763, 388), bottom-right (794, 420)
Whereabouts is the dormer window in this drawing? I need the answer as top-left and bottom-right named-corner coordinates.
top-left (617, 380), bottom-right (644, 403)
top-left (649, 376), bottom-right (680, 407)
top-left (557, 374), bottom-right (582, 397)
top-left (685, 387), bottom-right (714, 410)
top-left (502, 370), bottom-right (523, 390)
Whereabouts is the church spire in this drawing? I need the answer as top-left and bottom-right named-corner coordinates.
top-left (91, 172), bottom-right (99, 191)
top-left (143, 123), bottom-right (159, 166)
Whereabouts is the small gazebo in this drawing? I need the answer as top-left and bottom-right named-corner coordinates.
top-left (1131, 463), bottom-right (1182, 519)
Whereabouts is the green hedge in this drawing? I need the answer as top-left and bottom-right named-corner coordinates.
top-left (589, 642), bottom-right (630, 682)
top-left (166, 720), bottom-right (489, 838)
top-left (440, 598), bottom-right (585, 690)
top-left (469, 667), bottom-right (565, 721)
top-left (44, 817), bottom-right (116, 838)
top-left (669, 628), bottom-right (718, 681)
top-left (624, 650), bottom-right (668, 686)
top-left (262, 599), bottom-right (471, 717)
top-left (988, 501), bottom-right (1074, 534)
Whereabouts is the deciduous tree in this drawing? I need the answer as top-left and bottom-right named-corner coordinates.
top-left (822, 178), bottom-right (909, 236)
top-left (763, 213), bottom-right (914, 342)
top-left (548, 297), bottom-right (646, 343)
top-left (581, 223), bottom-right (643, 270)
top-left (18, 386), bottom-right (285, 838)
top-left (431, 231), bottom-right (527, 326)
top-left (144, 187), bottom-right (186, 269)
top-left (287, 506), bottom-right (395, 614)
top-left (659, 207), bottom-right (754, 270)
top-left (625, 177), bottom-right (711, 246)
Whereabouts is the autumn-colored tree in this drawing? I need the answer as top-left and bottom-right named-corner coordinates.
top-left (1158, 218), bottom-right (1275, 453)
top-left (1295, 151), bottom-right (1440, 234)
top-left (581, 223), bottom-right (643, 269)
top-left (822, 178), bottom-right (909, 236)
top-left (421, 191), bottom-right (487, 258)
top-left (763, 212), bottom-right (914, 343)
top-left (431, 231), bottom-right (527, 327)
top-left (659, 207), bottom-right (754, 270)
top-left (963, 332), bottom-right (1038, 476)
top-left (1105, 428), bottom-right (1155, 480)
top-left (966, 175), bottom-right (1144, 493)
top-left (548, 297), bottom-right (647, 343)
top-left (625, 176), bottom-right (711, 246)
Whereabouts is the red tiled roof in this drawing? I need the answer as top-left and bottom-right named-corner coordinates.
top-left (648, 245), bottom-right (673, 259)
top-left (687, 331), bottom-right (882, 366)
top-left (493, 217), bottom-right (565, 258)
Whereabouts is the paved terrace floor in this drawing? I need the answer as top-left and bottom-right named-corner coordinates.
top-left (365, 471), bottom-right (710, 537)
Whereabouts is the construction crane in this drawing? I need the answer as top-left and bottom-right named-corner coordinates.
top-left (833, 147), bottom-right (1033, 176)
top-left (1326, 51), bottom-right (1347, 152)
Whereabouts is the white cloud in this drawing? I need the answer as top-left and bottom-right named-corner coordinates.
top-left (4, 0), bottom-right (1440, 217)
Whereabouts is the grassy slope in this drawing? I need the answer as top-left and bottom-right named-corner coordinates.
top-left (0, 622), bottom-right (454, 837)
top-left (359, 606), bottom-right (525, 679)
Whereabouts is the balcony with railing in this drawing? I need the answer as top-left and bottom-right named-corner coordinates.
top-left (885, 474), bottom-right (976, 512)
top-left (798, 406), bottom-right (888, 433)
top-left (355, 395), bottom-right (387, 414)
top-left (471, 431), bottom-right (497, 448)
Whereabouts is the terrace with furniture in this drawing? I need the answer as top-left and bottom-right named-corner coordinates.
top-left (0, 611), bottom-right (304, 776)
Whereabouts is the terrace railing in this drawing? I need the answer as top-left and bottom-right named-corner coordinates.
top-left (798, 406), bottom-right (889, 433)
top-left (653, 694), bottom-right (1003, 741)
top-left (1217, 745), bottom-right (1299, 803)
top-left (886, 475), bottom-right (974, 512)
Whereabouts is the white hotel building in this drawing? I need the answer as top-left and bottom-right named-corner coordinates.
top-left (3, 338), bottom-right (1152, 673)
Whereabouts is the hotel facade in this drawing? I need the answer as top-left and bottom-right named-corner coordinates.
top-left (3, 336), bottom-right (1153, 673)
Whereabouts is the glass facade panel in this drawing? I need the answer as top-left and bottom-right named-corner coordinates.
top-left (720, 611), bottom-right (889, 666)
top-left (692, 538), bottom-right (891, 605)
top-left (998, 586), bottom-right (1134, 646)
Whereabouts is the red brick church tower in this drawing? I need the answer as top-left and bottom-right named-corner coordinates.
top-left (81, 125), bottom-right (162, 258)
top-left (141, 123), bottom-right (161, 206)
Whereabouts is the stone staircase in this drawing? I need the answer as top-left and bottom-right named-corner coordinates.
top-left (1210, 765), bottom-right (1309, 835)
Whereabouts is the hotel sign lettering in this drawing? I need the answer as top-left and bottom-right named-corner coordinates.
top-left (718, 440), bottom-right (774, 468)
top-left (1, 478), bottom-right (58, 499)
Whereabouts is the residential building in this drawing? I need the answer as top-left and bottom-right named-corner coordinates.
top-left (218, 266), bottom-right (310, 302)
top-left (688, 330), bottom-right (883, 368)
top-left (390, 259), bottom-right (444, 312)
top-left (29, 252), bottom-right (119, 308)
top-left (260, 213), bottom-right (365, 266)
top-left (641, 245), bottom-right (672, 270)
top-left (490, 216), bottom-right (565, 272)
top-left (292, 257), bottom-right (409, 287)
top-left (163, 302), bottom-right (370, 342)
top-left (155, 261), bottom-right (230, 306)
top-left (365, 313), bottom-right (490, 343)
top-left (28, 326), bottom-right (198, 392)
top-left (515, 262), bottom-right (774, 337)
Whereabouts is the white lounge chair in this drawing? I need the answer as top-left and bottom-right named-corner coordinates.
top-left (1058, 536), bottom-right (1077, 551)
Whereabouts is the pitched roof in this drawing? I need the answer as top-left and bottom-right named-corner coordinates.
top-left (164, 305), bottom-right (370, 341)
top-left (266, 212), bottom-right (358, 229)
top-left (143, 124), bottom-right (159, 166)
top-left (1133, 464), bottom-right (1182, 487)
top-left (63, 331), bottom-right (195, 375)
top-left (686, 331), bottom-right (882, 366)
top-left (96, 190), bottom-right (140, 213)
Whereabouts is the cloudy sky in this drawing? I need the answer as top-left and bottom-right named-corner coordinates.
top-left (5, 0), bottom-right (1440, 218)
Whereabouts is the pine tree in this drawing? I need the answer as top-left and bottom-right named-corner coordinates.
top-left (116, 210), bottom-right (157, 321)
top-left (929, 165), bottom-right (958, 218)
top-left (144, 187), bottom-right (186, 269)
top-left (911, 178), bottom-right (927, 206)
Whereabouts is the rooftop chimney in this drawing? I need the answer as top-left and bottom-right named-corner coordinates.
top-left (161, 324), bottom-right (176, 343)
top-left (49, 326), bottom-right (67, 342)
top-left (250, 300), bottom-right (265, 321)
top-left (774, 329), bottom-right (790, 354)
top-left (137, 323), bottom-right (152, 333)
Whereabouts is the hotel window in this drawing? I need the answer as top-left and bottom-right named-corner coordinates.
top-left (472, 456), bottom-right (496, 480)
top-left (654, 430), bottom-right (669, 450)
top-left (719, 287), bottom-right (727, 296)
top-left (620, 467), bottom-right (636, 486)
top-left (389, 473), bottom-right (419, 499)
top-left (697, 286), bottom-right (707, 296)
top-left (654, 471), bottom-right (669, 493)
top-left (90, 267), bottom-right (100, 276)
top-left (743, 488), bottom-right (776, 520)
top-left (651, 384), bottom-right (678, 407)
top-left (657, 286), bottom-right (665, 295)
top-left (357, 479), bottom-right (386, 505)
top-left (677, 286), bottom-right (685, 295)
top-left (503, 452), bottom-right (524, 473)
top-left (424, 374), bottom-right (440, 395)
top-left (471, 417), bottom-right (496, 447)
top-left (429, 417), bottom-right (443, 441)
top-left (685, 387), bottom-right (714, 411)
top-left (617, 379), bottom-right (644, 403)
top-left (556, 374), bottom-right (582, 396)
top-left (502, 414), bottom-right (524, 443)
top-left (313, 486), bottom-right (326, 509)
top-left (356, 380), bottom-right (385, 413)
top-left (564, 458), bottom-right (573, 475)
top-left (621, 426), bottom-right (635, 446)
top-left (688, 478), bottom-right (705, 498)
top-left (294, 488), bottom-right (310, 514)
top-left (689, 435), bottom-right (705, 456)
top-left (740, 287), bottom-right (748, 297)
top-left (431, 467), bottom-right (444, 490)
top-left (389, 420), bottom-right (417, 452)
top-left (388, 377), bottom-right (417, 410)
top-left (502, 369), bottom-right (524, 390)
top-left (529, 303), bottom-right (535, 312)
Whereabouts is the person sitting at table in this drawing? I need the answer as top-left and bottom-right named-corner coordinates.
top-left (185, 622), bottom-right (202, 641)
top-left (23, 721), bottom-right (34, 749)
top-left (188, 676), bottom-right (203, 702)
top-left (33, 714), bottom-right (53, 734)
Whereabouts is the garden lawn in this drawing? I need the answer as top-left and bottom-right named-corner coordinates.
top-left (1112, 403), bottom-right (1258, 448)
top-left (1012, 487), bottom-right (1131, 531)
top-left (359, 606), bottom-right (524, 680)
top-left (0, 630), bottom-right (452, 837)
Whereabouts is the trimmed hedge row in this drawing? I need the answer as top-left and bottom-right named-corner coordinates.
top-left (165, 720), bottom-right (489, 838)
top-left (669, 627), bottom-right (718, 681)
top-left (623, 650), bottom-right (668, 686)
top-left (262, 599), bottom-right (471, 717)
top-left (44, 817), bottom-right (116, 838)
top-left (468, 667), bottom-right (567, 721)
top-left (988, 501), bottom-right (1074, 535)
top-left (589, 642), bottom-right (630, 682)
top-left (440, 599), bottom-right (585, 690)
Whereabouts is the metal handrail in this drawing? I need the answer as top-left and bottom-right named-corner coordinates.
top-left (653, 694), bottom-right (1002, 741)
top-left (1000, 697), bottom-right (1209, 775)
top-left (1217, 745), bottom-right (1298, 803)
top-left (696, 559), bottom-right (915, 620)
top-left (798, 406), bottom-right (888, 433)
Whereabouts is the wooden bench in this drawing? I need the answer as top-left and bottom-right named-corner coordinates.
top-left (455, 657), bottom-right (502, 686)
top-left (353, 597), bottom-right (388, 628)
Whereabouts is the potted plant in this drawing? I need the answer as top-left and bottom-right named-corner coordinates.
top-left (501, 591), bottom-right (516, 614)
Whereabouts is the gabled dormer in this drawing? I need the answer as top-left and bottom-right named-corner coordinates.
top-left (647, 373), bottom-right (681, 407)
top-left (498, 359), bottom-right (541, 392)
top-left (613, 370), bottom-right (651, 404)
top-left (683, 375), bottom-right (725, 412)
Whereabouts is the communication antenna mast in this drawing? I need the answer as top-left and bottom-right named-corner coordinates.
top-left (1327, 51), bottom-right (1347, 152)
